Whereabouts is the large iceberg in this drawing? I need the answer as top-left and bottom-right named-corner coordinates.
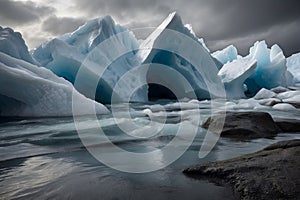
top-left (287, 53), bottom-right (300, 83)
top-left (33, 16), bottom-right (147, 103)
top-left (0, 28), bottom-right (108, 117)
top-left (244, 41), bottom-right (293, 96)
top-left (138, 12), bottom-right (225, 100)
top-left (33, 13), bottom-right (225, 102)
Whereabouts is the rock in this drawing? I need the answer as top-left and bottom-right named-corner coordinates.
top-left (275, 119), bottom-right (300, 133)
top-left (263, 139), bottom-right (300, 150)
top-left (202, 112), bottom-right (280, 139)
top-left (254, 88), bottom-right (276, 100)
top-left (183, 139), bottom-right (300, 200)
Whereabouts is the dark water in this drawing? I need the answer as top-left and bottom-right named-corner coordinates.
top-left (0, 102), bottom-right (299, 199)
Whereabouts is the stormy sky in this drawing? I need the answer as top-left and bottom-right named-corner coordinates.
top-left (0, 0), bottom-right (300, 56)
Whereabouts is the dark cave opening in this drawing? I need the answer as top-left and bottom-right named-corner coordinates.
top-left (148, 83), bottom-right (177, 101)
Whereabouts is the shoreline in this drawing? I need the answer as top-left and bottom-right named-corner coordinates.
top-left (183, 140), bottom-right (300, 199)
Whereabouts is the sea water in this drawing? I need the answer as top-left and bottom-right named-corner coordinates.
top-left (0, 101), bottom-right (299, 199)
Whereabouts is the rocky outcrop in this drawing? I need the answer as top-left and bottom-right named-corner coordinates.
top-left (202, 112), bottom-right (280, 139)
top-left (274, 119), bottom-right (300, 133)
top-left (183, 140), bottom-right (300, 200)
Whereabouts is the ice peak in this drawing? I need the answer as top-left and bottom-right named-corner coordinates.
top-left (53, 15), bottom-right (136, 54)
top-left (160, 12), bottom-right (184, 30)
top-left (0, 27), bottom-right (36, 64)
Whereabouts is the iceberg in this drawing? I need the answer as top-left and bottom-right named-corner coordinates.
top-left (34, 13), bottom-right (225, 102)
top-left (0, 52), bottom-right (109, 117)
top-left (243, 41), bottom-right (293, 96)
top-left (212, 45), bottom-right (238, 65)
top-left (138, 12), bottom-right (225, 100)
top-left (0, 28), bottom-right (108, 117)
top-left (218, 59), bottom-right (257, 99)
top-left (0, 27), bottom-right (37, 64)
top-left (287, 53), bottom-right (300, 83)
top-left (33, 16), bottom-right (147, 103)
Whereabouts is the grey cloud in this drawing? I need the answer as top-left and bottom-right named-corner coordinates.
top-left (73, 0), bottom-right (172, 25)
top-left (42, 16), bottom-right (86, 35)
top-left (3, 0), bottom-right (298, 55)
top-left (71, 0), bottom-right (300, 56)
top-left (207, 21), bottom-right (300, 56)
top-left (194, 0), bottom-right (300, 40)
top-left (0, 0), bottom-right (55, 25)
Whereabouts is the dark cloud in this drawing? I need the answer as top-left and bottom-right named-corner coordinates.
top-left (72, 0), bottom-right (300, 56)
top-left (0, 0), bottom-right (55, 25)
top-left (189, 0), bottom-right (300, 56)
top-left (207, 20), bottom-right (300, 56)
top-left (42, 15), bottom-right (86, 35)
top-left (2, 0), bottom-right (299, 55)
top-left (193, 0), bottom-right (300, 39)
top-left (73, 0), bottom-right (172, 25)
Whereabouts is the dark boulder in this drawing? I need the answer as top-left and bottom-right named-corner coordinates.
top-left (202, 112), bottom-right (280, 139)
top-left (275, 119), bottom-right (300, 133)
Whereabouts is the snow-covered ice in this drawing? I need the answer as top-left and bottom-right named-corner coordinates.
top-left (287, 53), bottom-right (300, 83)
top-left (212, 45), bottom-right (238, 65)
top-left (0, 52), bottom-right (109, 116)
top-left (272, 103), bottom-right (297, 111)
top-left (254, 88), bottom-right (277, 100)
top-left (0, 28), bottom-right (108, 117)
